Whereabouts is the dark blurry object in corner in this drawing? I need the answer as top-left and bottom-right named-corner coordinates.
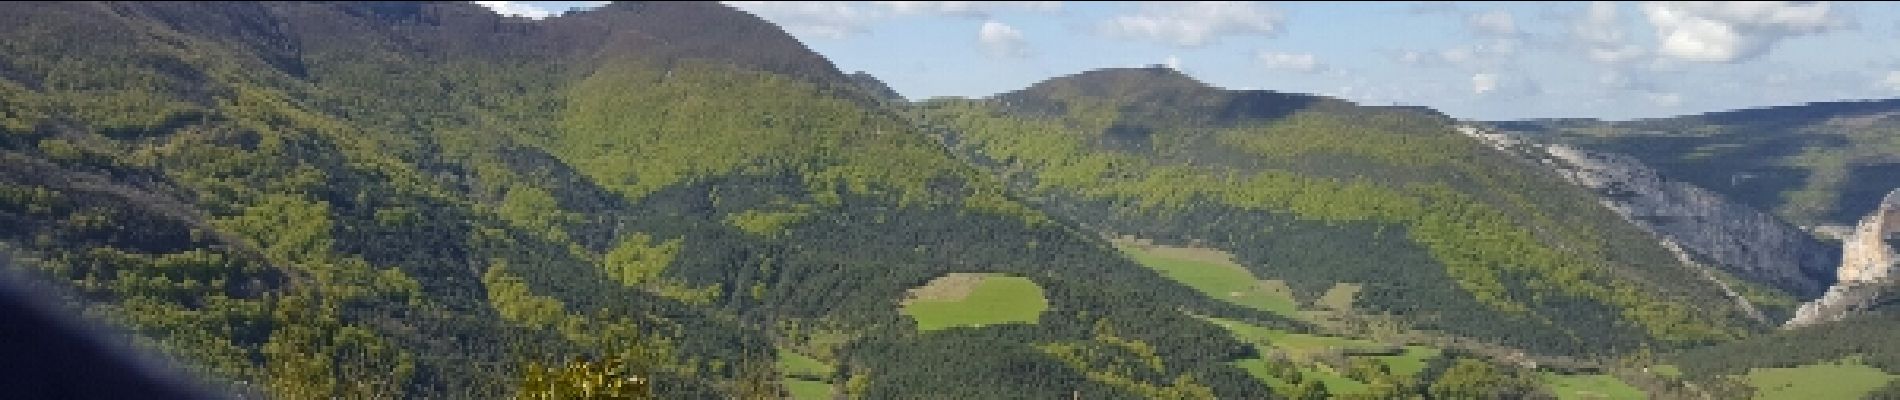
top-left (0, 254), bottom-right (224, 399)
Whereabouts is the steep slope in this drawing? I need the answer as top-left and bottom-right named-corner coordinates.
top-left (1491, 99), bottom-right (1900, 227)
top-left (1786, 189), bottom-right (1900, 327)
top-left (0, 2), bottom-right (1287, 398)
top-left (1463, 124), bottom-right (1837, 322)
top-left (916, 67), bottom-right (1759, 357)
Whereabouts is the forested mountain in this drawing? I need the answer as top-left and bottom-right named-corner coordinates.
top-left (1491, 100), bottom-right (1900, 228)
top-left (4, 1), bottom-right (1897, 399)
top-left (1488, 102), bottom-right (1900, 398)
top-left (915, 67), bottom-right (1763, 357)
top-left (0, 2), bottom-right (1290, 398)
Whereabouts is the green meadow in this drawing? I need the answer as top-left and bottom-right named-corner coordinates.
top-left (1201, 315), bottom-right (1439, 395)
top-left (900, 274), bottom-right (1048, 331)
top-left (1540, 373), bottom-right (1645, 400)
top-left (778, 351), bottom-right (832, 399)
top-left (1741, 359), bottom-right (1895, 400)
top-left (1113, 242), bottom-right (1302, 318)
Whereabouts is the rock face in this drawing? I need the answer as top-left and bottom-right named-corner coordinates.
top-left (1459, 125), bottom-right (1839, 301)
top-left (1786, 189), bottom-right (1900, 327)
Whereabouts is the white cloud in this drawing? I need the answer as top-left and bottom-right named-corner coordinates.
top-left (1397, 50), bottom-right (1427, 65)
top-left (1100, 2), bottom-right (1283, 47)
top-left (725, 2), bottom-right (883, 39)
top-left (1257, 51), bottom-right (1323, 73)
top-left (475, 1), bottom-right (555, 19)
top-left (1640, 1), bottom-right (1845, 63)
top-left (978, 21), bottom-right (1030, 58)
top-left (1165, 55), bottom-right (1183, 70)
top-left (1468, 10), bottom-right (1519, 36)
top-left (1881, 71), bottom-right (1900, 92)
top-left (725, 1), bottom-right (1060, 39)
top-left (1572, 2), bottom-right (1648, 64)
top-left (1472, 73), bottom-right (1499, 94)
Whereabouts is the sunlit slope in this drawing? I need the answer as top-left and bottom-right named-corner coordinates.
top-left (916, 67), bottom-right (1757, 356)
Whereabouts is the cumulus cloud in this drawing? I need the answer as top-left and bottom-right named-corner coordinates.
top-left (725, 1), bottom-right (1061, 39)
top-left (1395, 8), bottom-right (1526, 71)
top-left (1469, 72), bottom-right (1544, 97)
top-left (1468, 10), bottom-right (1519, 36)
top-left (1100, 2), bottom-right (1283, 47)
top-left (1257, 51), bottom-right (1324, 73)
top-left (1472, 73), bottom-right (1499, 94)
top-left (1640, 1), bottom-right (1845, 63)
top-left (1881, 71), bottom-right (1900, 92)
top-left (1572, 1), bottom-right (1646, 64)
top-left (725, 2), bottom-right (883, 38)
top-left (978, 21), bottom-right (1030, 58)
top-left (1394, 39), bottom-right (1518, 70)
top-left (475, 1), bottom-right (556, 19)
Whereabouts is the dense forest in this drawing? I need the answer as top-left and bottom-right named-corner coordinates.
top-left (2, 1), bottom-right (1897, 399)
top-left (0, 2), bottom-right (1303, 398)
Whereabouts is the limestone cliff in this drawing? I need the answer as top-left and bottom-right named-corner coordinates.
top-left (1459, 125), bottom-right (1838, 305)
top-left (1785, 189), bottom-right (1900, 327)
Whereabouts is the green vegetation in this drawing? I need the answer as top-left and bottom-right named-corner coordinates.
top-left (1202, 315), bottom-right (1429, 396)
top-left (1497, 104), bottom-right (1900, 225)
top-left (778, 351), bottom-right (829, 378)
top-left (901, 274), bottom-right (1049, 331)
top-left (515, 357), bottom-right (654, 400)
top-left (1039, 322), bottom-right (1220, 399)
top-left (1540, 373), bottom-right (1645, 400)
top-left (1114, 241), bottom-right (1300, 318)
top-left (918, 71), bottom-right (1749, 354)
top-left (1372, 346), bottom-right (1442, 378)
top-left (784, 379), bottom-right (832, 400)
top-left (777, 351), bottom-right (832, 400)
top-left (1742, 359), bottom-right (1896, 400)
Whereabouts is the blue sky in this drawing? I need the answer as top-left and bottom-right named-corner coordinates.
top-left (479, 1), bottom-right (1900, 121)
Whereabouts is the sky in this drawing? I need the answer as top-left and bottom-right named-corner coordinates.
top-left (477, 1), bottom-right (1900, 121)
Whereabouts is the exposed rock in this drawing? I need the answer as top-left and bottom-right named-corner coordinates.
top-left (1786, 189), bottom-right (1900, 327)
top-left (1459, 125), bottom-right (1838, 301)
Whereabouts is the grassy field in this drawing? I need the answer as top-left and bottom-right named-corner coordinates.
top-left (1204, 315), bottom-right (1439, 395)
top-left (1370, 346), bottom-right (1441, 377)
top-left (785, 379), bottom-right (832, 400)
top-left (900, 274), bottom-right (1048, 331)
top-left (1540, 373), bottom-right (1645, 400)
top-left (1232, 357), bottom-right (1370, 394)
top-left (1742, 359), bottom-right (1895, 400)
top-left (1201, 316), bottom-right (1382, 358)
top-left (1113, 241), bottom-right (1302, 318)
top-left (779, 351), bottom-right (828, 378)
top-left (778, 351), bottom-right (833, 399)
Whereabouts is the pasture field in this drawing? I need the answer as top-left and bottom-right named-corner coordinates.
top-left (1539, 373), bottom-right (1645, 400)
top-left (1741, 359), bottom-right (1895, 400)
top-left (778, 351), bottom-right (832, 399)
top-left (901, 273), bottom-right (1048, 331)
top-left (1113, 241), bottom-right (1302, 318)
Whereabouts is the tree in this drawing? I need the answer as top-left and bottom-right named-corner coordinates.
top-left (515, 357), bottom-right (652, 400)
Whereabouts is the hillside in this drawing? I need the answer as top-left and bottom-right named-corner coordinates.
top-left (0, 2), bottom-right (1299, 398)
top-left (1490, 99), bottom-right (1900, 227)
top-left (11, 2), bottom-right (1897, 399)
top-left (914, 67), bottom-right (1762, 357)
